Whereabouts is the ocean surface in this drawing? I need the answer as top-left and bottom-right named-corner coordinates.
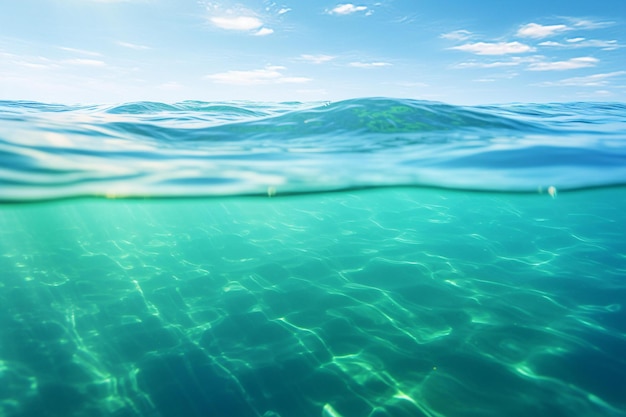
top-left (1, 98), bottom-right (625, 417)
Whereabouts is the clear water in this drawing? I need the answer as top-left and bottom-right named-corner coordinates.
top-left (1, 99), bottom-right (625, 417)
top-left (2, 98), bottom-right (626, 200)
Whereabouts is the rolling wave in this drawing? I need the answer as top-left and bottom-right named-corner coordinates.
top-left (0, 98), bottom-right (625, 201)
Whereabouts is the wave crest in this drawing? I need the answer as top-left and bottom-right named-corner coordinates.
top-left (1, 98), bottom-right (625, 201)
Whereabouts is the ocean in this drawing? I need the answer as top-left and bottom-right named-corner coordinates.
top-left (1, 98), bottom-right (625, 417)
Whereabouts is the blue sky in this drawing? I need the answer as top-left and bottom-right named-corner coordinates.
top-left (1, 0), bottom-right (624, 104)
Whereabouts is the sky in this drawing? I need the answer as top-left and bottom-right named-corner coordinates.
top-left (0, 0), bottom-right (625, 104)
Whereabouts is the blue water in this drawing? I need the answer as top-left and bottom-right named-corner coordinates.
top-left (2, 98), bottom-right (626, 201)
top-left (1, 99), bottom-right (625, 417)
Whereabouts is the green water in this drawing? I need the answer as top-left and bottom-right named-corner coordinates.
top-left (1, 187), bottom-right (625, 417)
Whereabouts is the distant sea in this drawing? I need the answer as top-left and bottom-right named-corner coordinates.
top-left (1, 98), bottom-right (625, 417)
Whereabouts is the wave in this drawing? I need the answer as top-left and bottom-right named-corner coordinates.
top-left (0, 98), bottom-right (625, 201)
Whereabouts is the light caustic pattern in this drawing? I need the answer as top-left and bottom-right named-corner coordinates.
top-left (0, 188), bottom-right (625, 417)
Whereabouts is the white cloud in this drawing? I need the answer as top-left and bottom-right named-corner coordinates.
top-left (454, 56), bottom-right (539, 69)
top-left (300, 54), bottom-right (335, 64)
top-left (394, 15), bottom-right (418, 24)
top-left (255, 27), bottom-right (274, 36)
top-left (12, 58), bottom-right (58, 70)
top-left (205, 65), bottom-right (310, 85)
top-left (451, 41), bottom-right (535, 55)
top-left (528, 56), bottom-right (598, 71)
top-left (539, 39), bottom-right (620, 50)
top-left (210, 15), bottom-right (263, 31)
top-left (277, 8), bottom-right (291, 15)
top-left (538, 71), bottom-right (625, 87)
top-left (206, 4), bottom-right (274, 36)
top-left (516, 23), bottom-right (570, 39)
top-left (349, 61), bottom-right (392, 68)
top-left (5, 53), bottom-right (105, 70)
top-left (576, 39), bottom-right (620, 50)
top-left (328, 4), bottom-right (368, 15)
top-left (440, 30), bottom-right (473, 41)
top-left (117, 41), bottom-right (150, 50)
top-left (455, 60), bottom-right (519, 69)
top-left (538, 41), bottom-right (561, 47)
top-left (59, 47), bottom-right (102, 57)
top-left (571, 19), bottom-right (614, 30)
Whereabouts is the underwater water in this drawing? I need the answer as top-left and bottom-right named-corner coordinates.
top-left (1, 98), bottom-right (626, 417)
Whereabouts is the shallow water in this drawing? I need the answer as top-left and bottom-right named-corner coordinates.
top-left (1, 187), bottom-right (625, 417)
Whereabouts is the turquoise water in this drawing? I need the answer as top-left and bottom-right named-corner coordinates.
top-left (1, 99), bottom-right (626, 417)
top-left (2, 99), bottom-right (626, 200)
